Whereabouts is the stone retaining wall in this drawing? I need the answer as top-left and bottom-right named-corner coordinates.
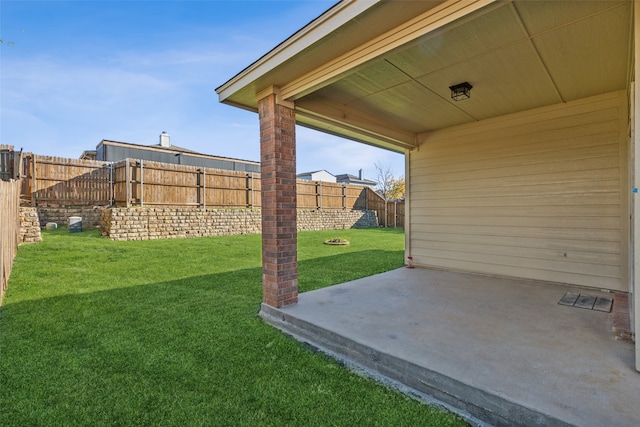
top-left (297, 209), bottom-right (377, 231)
top-left (19, 207), bottom-right (42, 244)
top-left (101, 207), bottom-right (378, 241)
top-left (37, 207), bottom-right (104, 230)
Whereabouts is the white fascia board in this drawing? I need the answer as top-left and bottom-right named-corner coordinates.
top-left (296, 106), bottom-right (415, 152)
top-left (215, 0), bottom-right (382, 102)
top-left (280, 0), bottom-right (498, 102)
top-left (296, 97), bottom-right (417, 149)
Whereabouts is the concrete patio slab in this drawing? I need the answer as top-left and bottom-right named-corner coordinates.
top-left (260, 268), bottom-right (638, 427)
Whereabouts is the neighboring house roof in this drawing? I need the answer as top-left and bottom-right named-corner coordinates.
top-left (150, 143), bottom-right (199, 154)
top-left (79, 150), bottom-right (97, 160)
top-left (335, 173), bottom-right (377, 187)
top-left (95, 139), bottom-right (259, 167)
top-left (297, 169), bottom-right (333, 176)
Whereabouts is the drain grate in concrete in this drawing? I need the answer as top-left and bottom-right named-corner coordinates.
top-left (574, 294), bottom-right (597, 309)
top-left (558, 292), bottom-right (612, 312)
top-left (593, 297), bottom-right (614, 312)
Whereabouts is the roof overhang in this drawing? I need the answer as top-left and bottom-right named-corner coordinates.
top-left (216, 0), bottom-right (633, 154)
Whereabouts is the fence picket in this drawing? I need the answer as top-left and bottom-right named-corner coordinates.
top-left (0, 178), bottom-right (21, 303)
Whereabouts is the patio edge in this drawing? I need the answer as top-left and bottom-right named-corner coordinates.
top-left (259, 303), bottom-right (573, 427)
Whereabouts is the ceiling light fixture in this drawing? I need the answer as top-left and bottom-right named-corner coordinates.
top-left (449, 82), bottom-right (472, 101)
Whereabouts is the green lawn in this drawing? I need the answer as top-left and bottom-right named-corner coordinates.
top-left (0, 228), bottom-right (465, 426)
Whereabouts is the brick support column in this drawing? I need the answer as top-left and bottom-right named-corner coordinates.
top-left (258, 92), bottom-right (298, 307)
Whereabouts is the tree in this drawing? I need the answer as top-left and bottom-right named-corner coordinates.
top-left (388, 176), bottom-right (405, 200)
top-left (374, 162), bottom-right (405, 200)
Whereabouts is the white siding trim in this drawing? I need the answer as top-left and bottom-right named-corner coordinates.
top-left (633, 0), bottom-right (640, 371)
top-left (405, 148), bottom-right (412, 264)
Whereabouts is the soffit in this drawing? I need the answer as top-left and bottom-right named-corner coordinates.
top-left (295, 0), bottom-right (632, 150)
top-left (218, 0), bottom-right (447, 110)
top-left (218, 0), bottom-right (632, 153)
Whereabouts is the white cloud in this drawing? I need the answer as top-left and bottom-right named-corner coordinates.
top-left (2, 55), bottom-right (181, 151)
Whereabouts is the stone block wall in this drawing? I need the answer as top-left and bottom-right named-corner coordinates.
top-left (19, 207), bottom-right (42, 244)
top-left (297, 209), bottom-right (378, 231)
top-left (38, 207), bottom-right (104, 230)
top-left (102, 208), bottom-right (262, 241)
top-left (101, 207), bottom-right (378, 241)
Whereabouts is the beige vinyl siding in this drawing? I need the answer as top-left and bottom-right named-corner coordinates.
top-left (410, 91), bottom-right (628, 291)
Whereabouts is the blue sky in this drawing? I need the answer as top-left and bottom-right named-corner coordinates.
top-left (1, 0), bottom-right (404, 181)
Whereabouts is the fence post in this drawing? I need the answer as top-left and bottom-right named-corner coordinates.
top-left (0, 148), bottom-right (7, 181)
top-left (197, 169), bottom-right (201, 207)
top-left (314, 181), bottom-right (318, 209)
top-left (14, 148), bottom-right (22, 180)
top-left (342, 185), bottom-right (346, 210)
top-left (139, 160), bottom-right (144, 207)
top-left (393, 200), bottom-right (397, 228)
top-left (246, 173), bottom-right (251, 208)
top-left (365, 187), bottom-right (368, 211)
top-left (385, 199), bottom-right (388, 228)
top-left (125, 158), bottom-right (130, 208)
top-left (106, 163), bottom-right (114, 206)
top-left (31, 155), bottom-right (37, 207)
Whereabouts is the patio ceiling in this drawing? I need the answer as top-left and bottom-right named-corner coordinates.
top-left (217, 0), bottom-right (632, 153)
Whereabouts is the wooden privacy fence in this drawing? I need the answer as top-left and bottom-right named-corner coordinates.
top-left (297, 179), bottom-right (367, 210)
top-left (21, 154), bottom-right (112, 207)
top-left (19, 154), bottom-right (405, 227)
top-left (113, 159), bottom-right (371, 211)
top-left (386, 199), bottom-right (405, 228)
top-left (364, 187), bottom-right (405, 228)
top-left (114, 159), bottom-right (260, 208)
top-left (0, 178), bottom-right (21, 303)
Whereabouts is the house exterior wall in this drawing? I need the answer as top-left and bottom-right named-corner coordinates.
top-left (298, 170), bottom-right (336, 183)
top-left (409, 91), bottom-right (628, 291)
